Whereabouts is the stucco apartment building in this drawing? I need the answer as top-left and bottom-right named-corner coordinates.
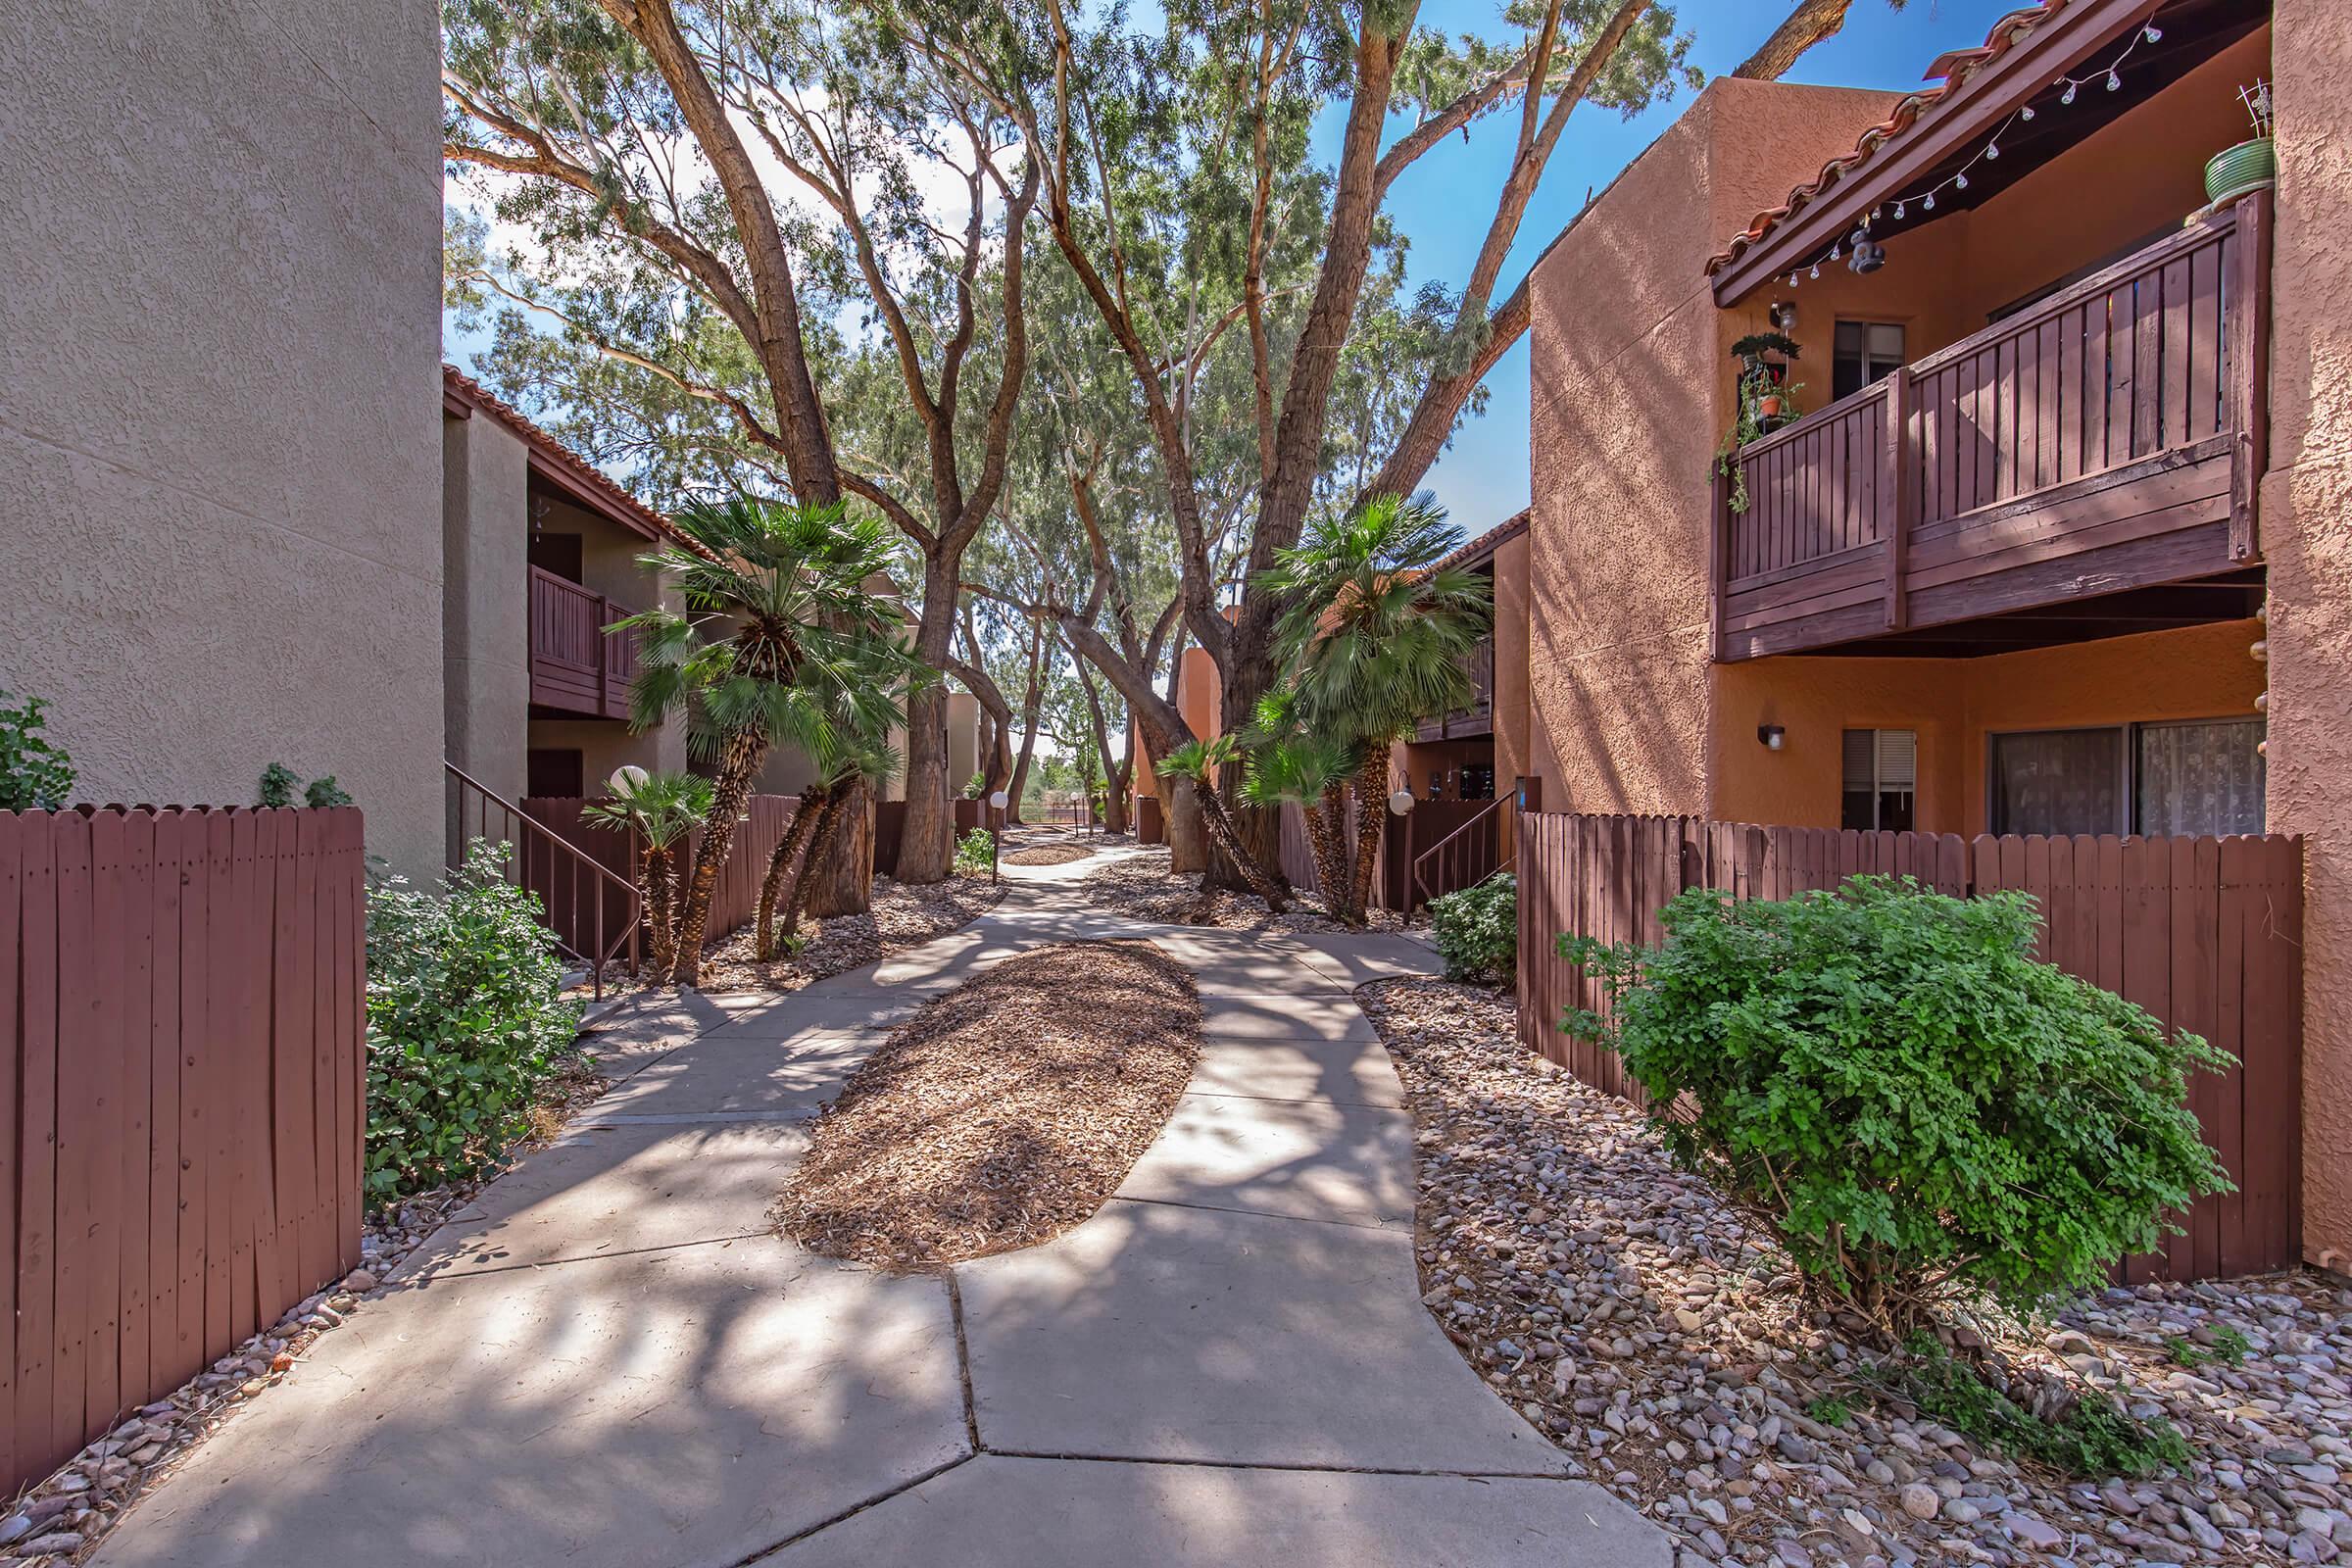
top-left (1524, 0), bottom-right (2352, 1269)
top-left (3, 2), bottom-right (445, 873)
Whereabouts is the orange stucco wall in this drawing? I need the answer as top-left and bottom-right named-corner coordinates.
top-left (1710, 620), bottom-right (2267, 835)
top-left (1130, 642), bottom-right (1222, 803)
top-left (1529, 78), bottom-right (1902, 818)
top-left (2266, 0), bottom-right (2352, 1273)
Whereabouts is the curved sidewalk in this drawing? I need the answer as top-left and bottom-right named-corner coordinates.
top-left (94, 852), bottom-right (1667, 1568)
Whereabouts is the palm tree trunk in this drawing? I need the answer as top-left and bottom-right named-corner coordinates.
top-left (1303, 783), bottom-right (1352, 920)
top-left (640, 844), bottom-right (677, 978)
top-left (783, 779), bottom-right (854, 939)
top-left (1348, 747), bottom-right (1390, 924)
top-left (1195, 787), bottom-right (1290, 911)
top-left (671, 724), bottom-right (767, 986)
top-left (755, 787), bottom-right (827, 960)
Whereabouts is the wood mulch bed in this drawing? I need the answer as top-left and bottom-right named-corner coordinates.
top-left (774, 940), bottom-right (1200, 1269)
top-left (1077, 843), bottom-right (1408, 932)
top-left (674, 872), bottom-right (1004, 994)
top-left (1002, 842), bottom-right (1097, 865)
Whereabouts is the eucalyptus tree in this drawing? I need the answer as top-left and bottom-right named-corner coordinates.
top-left (891, 0), bottom-right (1696, 880)
top-left (620, 497), bottom-right (915, 985)
top-left (443, 0), bottom-right (1041, 883)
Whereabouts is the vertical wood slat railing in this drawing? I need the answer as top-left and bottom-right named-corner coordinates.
top-left (1715, 196), bottom-right (2267, 654)
top-left (526, 567), bottom-right (639, 720)
top-left (0, 806), bottom-right (366, 1494)
top-left (1408, 792), bottom-right (1511, 914)
top-left (445, 762), bottom-right (640, 1000)
top-left (1514, 812), bottom-right (2304, 1283)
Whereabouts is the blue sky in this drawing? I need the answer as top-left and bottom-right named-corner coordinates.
top-left (1398, 0), bottom-right (2017, 531)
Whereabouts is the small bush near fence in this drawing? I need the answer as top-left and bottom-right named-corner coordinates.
top-left (365, 841), bottom-right (581, 1201)
top-left (1561, 875), bottom-right (2231, 1338)
top-left (954, 827), bottom-right (994, 875)
top-left (1430, 872), bottom-right (1515, 984)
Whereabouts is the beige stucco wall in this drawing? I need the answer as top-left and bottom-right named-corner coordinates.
top-left (443, 413), bottom-right (532, 806)
top-left (2264, 0), bottom-right (2352, 1273)
top-left (1, 0), bottom-right (444, 872)
top-left (1528, 79), bottom-right (1900, 817)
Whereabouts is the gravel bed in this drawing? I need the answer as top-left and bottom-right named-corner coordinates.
top-left (776, 941), bottom-right (1200, 1269)
top-left (678, 872), bottom-right (1003, 994)
top-left (1078, 843), bottom-right (1407, 932)
top-left (1359, 976), bottom-right (2352, 1568)
top-left (3, 1048), bottom-right (609, 1564)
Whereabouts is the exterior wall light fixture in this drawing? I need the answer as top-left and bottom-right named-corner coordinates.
top-left (1757, 724), bottom-right (1787, 751)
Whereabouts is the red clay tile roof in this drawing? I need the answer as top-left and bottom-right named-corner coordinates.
top-left (442, 364), bottom-right (684, 544)
top-left (1441, 510), bottom-right (1531, 571)
top-left (1703, 1), bottom-right (2069, 277)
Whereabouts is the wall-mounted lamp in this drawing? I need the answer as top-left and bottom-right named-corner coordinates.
top-left (1757, 724), bottom-right (1786, 752)
top-left (1387, 788), bottom-right (1417, 816)
top-left (1768, 300), bottom-right (1797, 332)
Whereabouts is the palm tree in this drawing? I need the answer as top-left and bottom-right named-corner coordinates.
top-left (1156, 738), bottom-right (1291, 911)
top-left (1239, 688), bottom-right (1355, 916)
top-left (754, 681), bottom-right (909, 961)
top-left (1255, 492), bottom-right (1493, 925)
top-left (581, 769), bottom-right (714, 978)
top-left (620, 497), bottom-right (910, 985)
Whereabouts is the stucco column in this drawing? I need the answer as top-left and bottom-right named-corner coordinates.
top-left (2262, 0), bottom-right (2352, 1274)
top-left (441, 414), bottom-right (531, 818)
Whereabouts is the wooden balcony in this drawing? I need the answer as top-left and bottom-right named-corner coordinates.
top-left (1712, 194), bottom-right (2269, 662)
top-left (528, 565), bottom-right (640, 720)
top-left (1419, 633), bottom-right (1495, 741)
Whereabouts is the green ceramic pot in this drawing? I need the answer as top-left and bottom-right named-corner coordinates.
top-left (2205, 136), bottom-right (2276, 204)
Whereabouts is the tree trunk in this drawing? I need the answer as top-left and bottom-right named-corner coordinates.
top-left (1165, 776), bottom-right (1207, 873)
top-left (1348, 747), bottom-right (1391, 926)
top-left (671, 724), bottom-right (767, 985)
top-left (755, 787), bottom-right (827, 960)
top-left (640, 842), bottom-right (677, 978)
top-left (785, 782), bottom-right (856, 937)
top-left (1301, 788), bottom-right (1352, 921)
top-left (1007, 722), bottom-right (1040, 824)
top-left (1733, 0), bottom-right (1861, 81)
top-left (804, 775), bottom-right (874, 918)
top-left (897, 565), bottom-right (958, 883)
top-left (1194, 787), bottom-right (1290, 910)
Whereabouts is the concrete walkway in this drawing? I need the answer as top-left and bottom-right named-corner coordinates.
top-left (95, 850), bottom-right (1667, 1568)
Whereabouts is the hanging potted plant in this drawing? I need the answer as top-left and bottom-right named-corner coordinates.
top-left (1730, 331), bottom-right (1801, 425)
top-left (2206, 79), bottom-right (2274, 205)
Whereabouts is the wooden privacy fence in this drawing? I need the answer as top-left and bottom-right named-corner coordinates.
top-left (0, 806), bottom-right (365, 1494)
top-left (1515, 812), bottom-right (2303, 1283)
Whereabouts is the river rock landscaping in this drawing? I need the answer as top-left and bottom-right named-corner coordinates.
top-left (1359, 976), bottom-right (2352, 1568)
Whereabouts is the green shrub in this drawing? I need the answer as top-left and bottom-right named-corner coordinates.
top-left (1871, 1336), bottom-right (2190, 1478)
top-left (0, 691), bottom-right (75, 809)
top-left (257, 761), bottom-right (301, 808)
top-left (1430, 872), bottom-right (1515, 984)
top-left (304, 775), bottom-right (353, 808)
top-left (1560, 876), bottom-right (2230, 1334)
top-left (364, 841), bottom-right (580, 1202)
top-left (954, 827), bottom-right (995, 875)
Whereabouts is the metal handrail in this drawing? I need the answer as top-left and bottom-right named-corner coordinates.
top-left (445, 760), bottom-right (641, 1001)
top-left (1409, 792), bottom-right (1512, 912)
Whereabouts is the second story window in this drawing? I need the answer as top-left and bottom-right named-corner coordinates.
top-left (1842, 728), bottom-right (1917, 832)
top-left (1833, 321), bottom-right (1907, 401)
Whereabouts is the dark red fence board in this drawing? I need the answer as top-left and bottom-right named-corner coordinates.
top-left (0, 806), bottom-right (365, 1495)
top-left (1515, 811), bottom-right (2304, 1283)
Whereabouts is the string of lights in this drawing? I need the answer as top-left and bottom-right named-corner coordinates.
top-left (1784, 16), bottom-right (2168, 289)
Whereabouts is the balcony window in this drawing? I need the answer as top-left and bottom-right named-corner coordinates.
top-left (1840, 728), bottom-right (1916, 832)
top-left (1831, 320), bottom-right (1905, 402)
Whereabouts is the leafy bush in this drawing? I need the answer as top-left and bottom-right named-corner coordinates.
top-left (1561, 876), bottom-right (2230, 1334)
top-left (257, 761), bottom-right (301, 808)
top-left (954, 827), bottom-right (995, 875)
top-left (0, 691), bottom-right (75, 809)
top-left (1430, 873), bottom-right (1515, 984)
top-left (304, 775), bottom-right (353, 808)
top-left (364, 842), bottom-right (580, 1201)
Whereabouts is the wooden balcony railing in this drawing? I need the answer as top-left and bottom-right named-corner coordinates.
top-left (1713, 192), bottom-right (2268, 661)
top-left (528, 565), bottom-right (640, 720)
